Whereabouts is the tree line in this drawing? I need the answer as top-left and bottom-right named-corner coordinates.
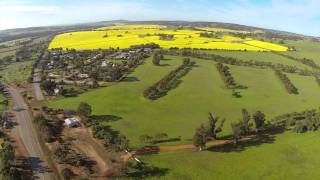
top-left (160, 48), bottom-right (320, 77)
top-left (157, 34), bottom-right (175, 41)
top-left (143, 58), bottom-right (194, 100)
top-left (33, 114), bottom-right (61, 143)
top-left (0, 141), bottom-right (33, 179)
top-left (273, 109), bottom-right (320, 133)
top-left (273, 52), bottom-right (320, 70)
top-left (216, 63), bottom-right (247, 89)
top-left (193, 109), bottom-right (269, 151)
top-left (274, 69), bottom-right (299, 94)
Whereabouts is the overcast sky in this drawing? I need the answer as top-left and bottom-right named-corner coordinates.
top-left (0, 0), bottom-right (319, 36)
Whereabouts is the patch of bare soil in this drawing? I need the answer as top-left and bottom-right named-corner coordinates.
top-left (64, 126), bottom-right (114, 177)
top-left (159, 136), bottom-right (255, 152)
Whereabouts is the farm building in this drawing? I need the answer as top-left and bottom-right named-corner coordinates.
top-left (64, 117), bottom-right (80, 128)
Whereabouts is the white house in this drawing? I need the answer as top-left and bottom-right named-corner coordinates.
top-left (64, 117), bottom-right (80, 128)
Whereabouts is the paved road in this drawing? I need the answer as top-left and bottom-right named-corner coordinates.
top-left (8, 86), bottom-right (53, 180)
top-left (32, 59), bottom-right (44, 101)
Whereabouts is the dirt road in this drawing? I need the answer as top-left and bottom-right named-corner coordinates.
top-left (159, 136), bottom-right (255, 152)
top-left (8, 86), bottom-right (53, 180)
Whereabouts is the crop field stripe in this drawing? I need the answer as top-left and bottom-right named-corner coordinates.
top-left (49, 25), bottom-right (288, 51)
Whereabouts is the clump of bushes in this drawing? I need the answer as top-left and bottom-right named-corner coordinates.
top-left (92, 124), bottom-right (129, 151)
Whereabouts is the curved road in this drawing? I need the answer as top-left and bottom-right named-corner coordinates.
top-left (8, 86), bottom-right (53, 180)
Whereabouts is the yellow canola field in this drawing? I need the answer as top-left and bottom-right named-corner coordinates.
top-left (49, 25), bottom-right (288, 51)
top-left (98, 24), bottom-right (167, 30)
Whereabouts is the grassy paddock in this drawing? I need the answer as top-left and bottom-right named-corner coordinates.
top-left (141, 132), bottom-right (320, 180)
top-left (45, 38), bottom-right (320, 179)
top-left (0, 61), bottom-right (33, 83)
top-left (48, 55), bottom-right (320, 147)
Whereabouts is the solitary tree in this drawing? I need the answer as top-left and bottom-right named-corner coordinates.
top-left (231, 123), bottom-right (241, 146)
top-left (152, 53), bottom-right (161, 66)
top-left (241, 108), bottom-right (251, 135)
top-left (207, 113), bottom-right (225, 139)
top-left (77, 102), bottom-right (92, 118)
top-left (253, 111), bottom-right (266, 132)
top-left (193, 124), bottom-right (207, 151)
top-left (183, 57), bottom-right (191, 65)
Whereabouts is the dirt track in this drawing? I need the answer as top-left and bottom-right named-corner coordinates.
top-left (159, 136), bottom-right (255, 152)
top-left (65, 127), bottom-right (112, 176)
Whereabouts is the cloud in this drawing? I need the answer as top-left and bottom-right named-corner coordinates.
top-left (0, 5), bottom-right (59, 13)
top-left (0, 0), bottom-right (59, 13)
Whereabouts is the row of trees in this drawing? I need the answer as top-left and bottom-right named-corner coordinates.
top-left (215, 63), bottom-right (247, 89)
top-left (273, 109), bottom-right (320, 133)
top-left (161, 48), bottom-right (319, 77)
top-left (129, 43), bottom-right (160, 49)
top-left (139, 133), bottom-right (168, 145)
top-left (231, 110), bottom-right (266, 145)
top-left (193, 113), bottom-right (225, 151)
top-left (274, 69), bottom-right (299, 94)
top-left (143, 58), bottom-right (194, 100)
top-left (274, 52), bottom-right (320, 70)
top-left (52, 143), bottom-right (93, 179)
top-left (157, 34), bottom-right (174, 41)
top-left (33, 114), bottom-right (56, 142)
top-left (199, 32), bottom-right (221, 38)
top-left (92, 124), bottom-right (129, 151)
top-left (193, 110), bottom-right (267, 150)
top-left (0, 142), bottom-right (29, 179)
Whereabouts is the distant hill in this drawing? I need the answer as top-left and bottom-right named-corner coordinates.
top-left (0, 20), bottom-right (318, 43)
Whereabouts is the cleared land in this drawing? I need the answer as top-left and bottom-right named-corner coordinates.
top-left (48, 54), bottom-right (320, 147)
top-left (141, 132), bottom-right (320, 180)
top-left (45, 26), bottom-right (320, 179)
top-left (0, 61), bottom-right (33, 83)
top-left (49, 25), bottom-right (288, 51)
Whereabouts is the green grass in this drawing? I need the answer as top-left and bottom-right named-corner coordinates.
top-left (284, 40), bottom-right (320, 65)
top-left (0, 60), bottom-right (33, 83)
top-left (211, 50), bottom-right (314, 70)
top-left (140, 132), bottom-right (320, 180)
top-left (48, 55), bottom-right (320, 147)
